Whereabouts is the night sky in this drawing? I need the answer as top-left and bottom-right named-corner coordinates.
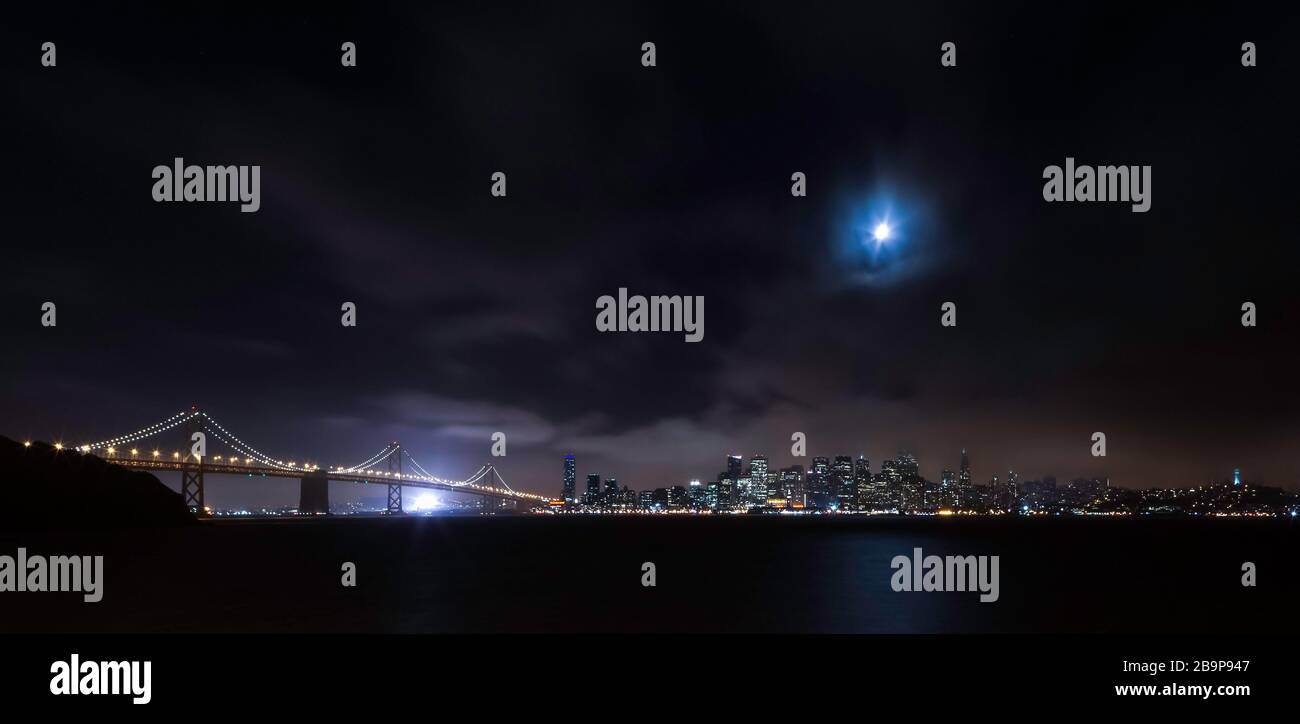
top-left (3, 3), bottom-right (1299, 506)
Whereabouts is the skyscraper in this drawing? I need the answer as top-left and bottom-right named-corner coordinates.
top-left (748, 455), bottom-right (769, 506)
top-left (990, 473), bottom-right (1004, 511)
top-left (688, 479), bottom-right (706, 508)
top-left (897, 452), bottom-right (921, 511)
top-left (781, 465), bottom-right (804, 506)
top-left (809, 456), bottom-right (832, 509)
top-left (880, 459), bottom-right (902, 509)
top-left (958, 449), bottom-right (972, 508)
top-left (716, 472), bottom-right (734, 510)
top-left (727, 455), bottom-right (744, 481)
top-left (833, 455), bottom-right (855, 510)
top-left (585, 474), bottom-right (601, 506)
top-left (854, 455), bottom-right (871, 509)
top-left (562, 454), bottom-right (576, 503)
top-left (723, 455), bottom-right (744, 510)
top-left (765, 472), bottom-right (780, 501)
top-left (736, 475), bottom-right (757, 507)
top-left (941, 469), bottom-right (956, 509)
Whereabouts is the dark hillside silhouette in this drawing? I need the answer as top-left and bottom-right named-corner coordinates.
top-left (0, 437), bottom-right (194, 530)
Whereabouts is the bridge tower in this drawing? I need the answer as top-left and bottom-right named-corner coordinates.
top-left (180, 408), bottom-right (206, 515)
top-left (386, 443), bottom-right (402, 515)
top-left (482, 465), bottom-right (498, 513)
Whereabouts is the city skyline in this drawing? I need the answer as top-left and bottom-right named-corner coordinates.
top-left (552, 448), bottom-right (1295, 516)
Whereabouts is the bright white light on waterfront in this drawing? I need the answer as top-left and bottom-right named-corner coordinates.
top-left (407, 492), bottom-right (440, 513)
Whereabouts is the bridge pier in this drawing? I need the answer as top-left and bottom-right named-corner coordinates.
top-left (299, 470), bottom-right (330, 515)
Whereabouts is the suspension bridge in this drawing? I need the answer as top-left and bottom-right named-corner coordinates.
top-left (57, 406), bottom-right (548, 515)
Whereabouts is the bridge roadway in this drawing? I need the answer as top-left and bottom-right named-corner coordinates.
top-left (109, 459), bottom-right (547, 504)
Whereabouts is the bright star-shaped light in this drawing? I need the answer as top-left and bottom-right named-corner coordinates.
top-left (873, 222), bottom-right (891, 242)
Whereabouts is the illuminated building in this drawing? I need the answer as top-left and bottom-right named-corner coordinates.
top-left (562, 454), bottom-right (576, 503)
top-left (688, 479), bottom-right (706, 509)
top-left (780, 465), bottom-right (803, 506)
top-left (808, 456), bottom-right (832, 509)
top-left (748, 455), bottom-right (769, 506)
top-left (879, 459), bottom-right (900, 509)
top-left (958, 449), bottom-right (972, 507)
top-left (941, 469), bottom-right (956, 509)
top-left (727, 455), bottom-right (744, 483)
top-left (854, 455), bottom-right (872, 509)
top-left (897, 452), bottom-right (921, 510)
top-left (833, 455), bottom-right (855, 510)
top-left (716, 472), bottom-right (735, 510)
top-left (704, 481), bottom-right (720, 510)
